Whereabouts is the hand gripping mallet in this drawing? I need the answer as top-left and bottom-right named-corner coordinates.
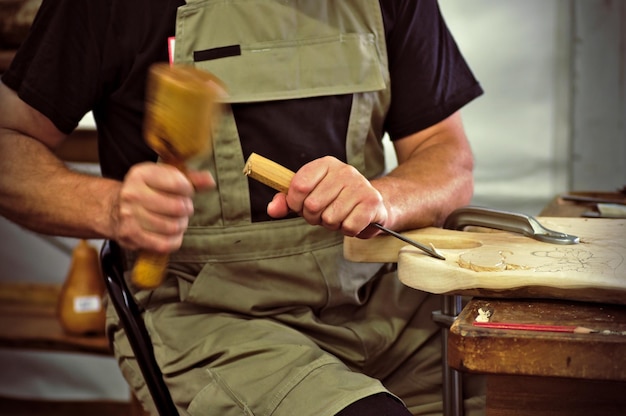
top-left (131, 63), bottom-right (224, 289)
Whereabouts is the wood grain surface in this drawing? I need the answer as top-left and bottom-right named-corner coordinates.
top-left (344, 217), bottom-right (626, 304)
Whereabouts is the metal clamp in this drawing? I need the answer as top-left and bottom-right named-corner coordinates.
top-left (443, 205), bottom-right (579, 245)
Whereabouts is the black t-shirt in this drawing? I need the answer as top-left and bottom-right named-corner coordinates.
top-left (3, 0), bottom-right (483, 220)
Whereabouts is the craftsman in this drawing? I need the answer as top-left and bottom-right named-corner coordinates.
top-left (0, 1), bottom-right (484, 415)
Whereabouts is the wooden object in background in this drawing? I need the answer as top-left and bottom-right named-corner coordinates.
top-left (0, 281), bottom-right (109, 355)
top-left (131, 63), bottom-right (225, 289)
top-left (0, 281), bottom-right (149, 415)
top-left (448, 298), bottom-right (626, 415)
top-left (540, 190), bottom-right (626, 218)
top-left (57, 240), bottom-right (106, 336)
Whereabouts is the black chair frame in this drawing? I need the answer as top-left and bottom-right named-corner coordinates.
top-left (100, 240), bottom-right (180, 416)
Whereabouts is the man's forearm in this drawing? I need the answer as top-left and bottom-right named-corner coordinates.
top-left (373, 147), bottom-right (473, 230)
top-left (372, 113), bottom-right (475, 231)
top-left (0, 133), bottom-right (120, 239)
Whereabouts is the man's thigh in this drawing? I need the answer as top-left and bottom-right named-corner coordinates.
top-left (114, 306), bottom-right (388, 416)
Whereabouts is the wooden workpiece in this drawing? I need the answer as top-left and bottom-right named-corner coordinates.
top-left (345, 217), bottom-right (626, 305)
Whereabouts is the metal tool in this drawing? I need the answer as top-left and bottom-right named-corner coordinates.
top-left (372, 223), bottom-right (446, 260)
top-left (443, 205), bottom-right (580, 245)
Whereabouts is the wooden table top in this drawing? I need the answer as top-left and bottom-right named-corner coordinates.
top-left (448, 297), bottom-right (626, 381)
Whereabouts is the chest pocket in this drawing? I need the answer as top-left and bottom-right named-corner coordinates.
top-left (174, 0), bottom-right (387, 104)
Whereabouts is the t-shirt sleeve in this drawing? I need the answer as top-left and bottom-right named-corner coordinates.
top-left (1, 0), bottom-right (109, 134)
top-left (382, 0), bottom-right (483, 140)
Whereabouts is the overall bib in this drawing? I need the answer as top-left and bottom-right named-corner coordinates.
top-left (107, 1), bottom-right (484, 415)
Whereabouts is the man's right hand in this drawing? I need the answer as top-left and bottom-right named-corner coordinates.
top-left (112, 162), bottom-right (215, 253)
top-left (1, 81), bottom-right (215, 245)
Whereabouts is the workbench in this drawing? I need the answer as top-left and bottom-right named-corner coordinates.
top-left (449, 297), bottom-right (626, 415)
top-left (447, 194), bottom-right (626, 416)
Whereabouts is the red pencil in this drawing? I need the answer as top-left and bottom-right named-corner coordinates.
top-left (473, 321), bottom-right (596, 334)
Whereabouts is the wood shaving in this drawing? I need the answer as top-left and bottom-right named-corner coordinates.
top-left (475, 307), bottom-right (492, 323)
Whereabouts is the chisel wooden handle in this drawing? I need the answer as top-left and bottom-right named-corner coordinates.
top-left (131, 63), bottom-right (224, 289)
top-left (243, 152), bottom-right (295, 193)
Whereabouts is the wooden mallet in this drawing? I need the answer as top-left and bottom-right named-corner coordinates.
top-left (132, 63), bottom-right (225, 289)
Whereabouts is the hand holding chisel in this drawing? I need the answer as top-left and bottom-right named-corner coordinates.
top-left (243, 153), bottom-right (445, 260)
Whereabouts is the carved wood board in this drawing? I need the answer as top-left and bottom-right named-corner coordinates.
top-left (343, 218), bottom-right (626, 305)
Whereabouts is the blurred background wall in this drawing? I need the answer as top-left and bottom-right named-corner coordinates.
top-left (0, 0), bottom-right (624, 405)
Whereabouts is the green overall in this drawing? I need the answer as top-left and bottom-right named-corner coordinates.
top-left (106, 1), bottom-right (485, 415)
